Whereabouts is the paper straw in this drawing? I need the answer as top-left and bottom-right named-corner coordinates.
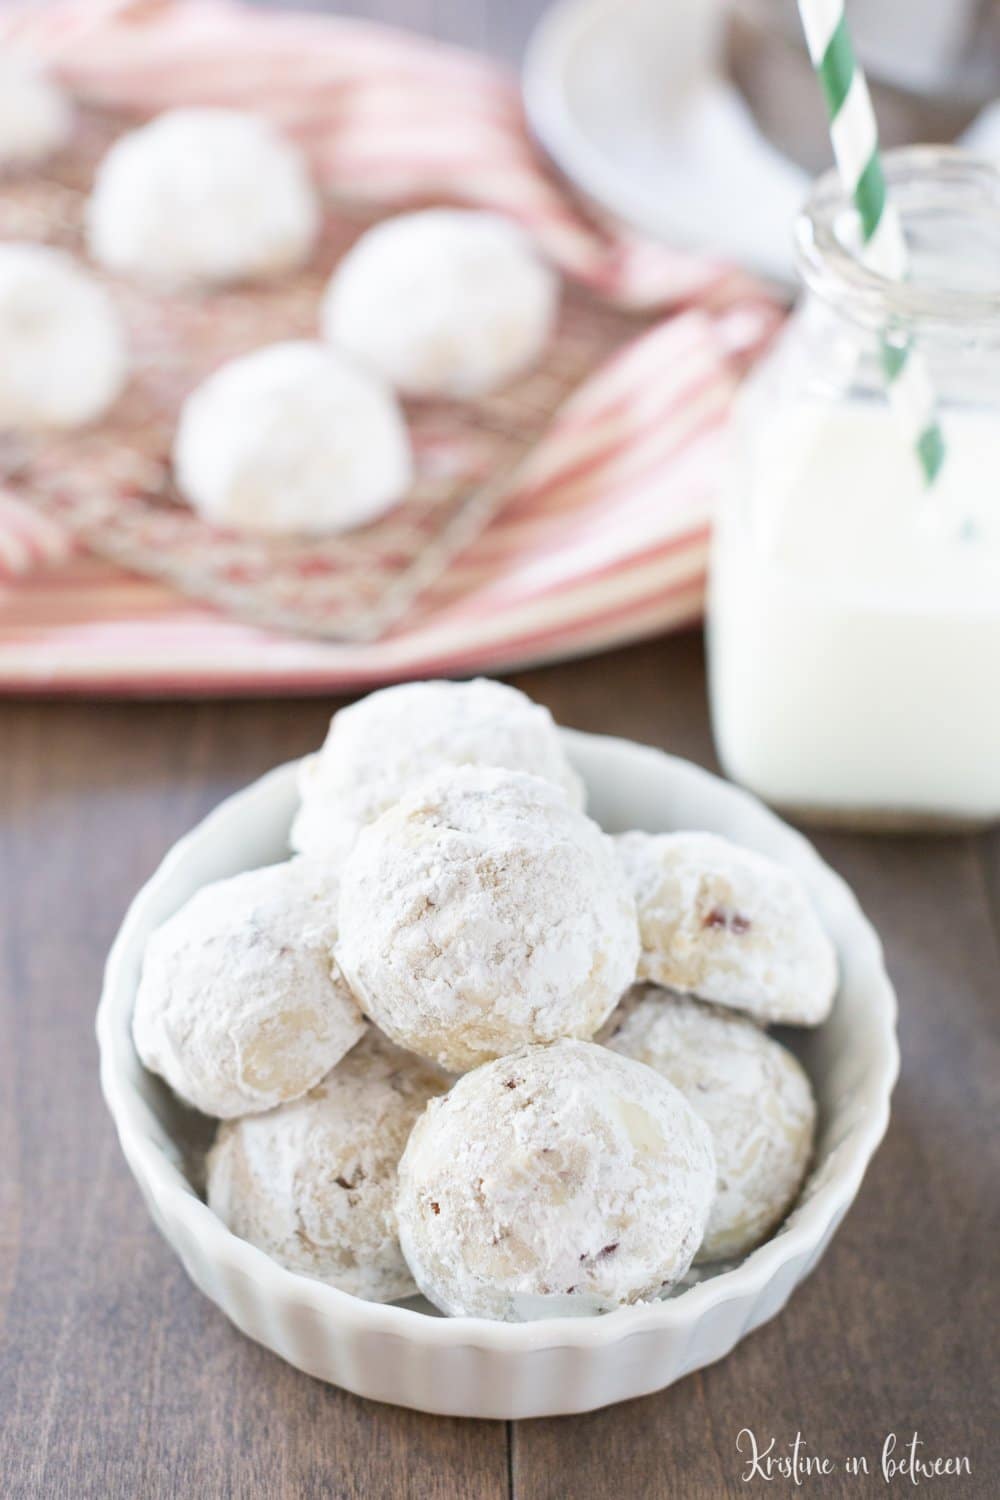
top-left (797, 0), bottom-right (946, 484)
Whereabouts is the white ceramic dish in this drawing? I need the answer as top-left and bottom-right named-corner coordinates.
top-left (97, 731), bottom-right (898, 1419)
top-left (523, 0), bottom-right (808, 284)
top-left (523, 0), bottom-right (1000, 288)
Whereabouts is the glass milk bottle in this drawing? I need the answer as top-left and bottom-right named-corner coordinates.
top-left (708, 148), bottom-right (1000, 829)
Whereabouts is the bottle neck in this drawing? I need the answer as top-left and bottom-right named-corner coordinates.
top-left (795, 288), bottom-right (1000, 409)
top-left (795, 147), bottom-right (1000, 353)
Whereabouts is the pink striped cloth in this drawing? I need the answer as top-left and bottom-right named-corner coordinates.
top-left (0, 0), bottom-right (781, 696)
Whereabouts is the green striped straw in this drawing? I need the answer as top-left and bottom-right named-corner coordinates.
top-left (797, 0), bottom-right (946, 485)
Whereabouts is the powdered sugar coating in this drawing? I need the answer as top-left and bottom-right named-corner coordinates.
top-left (396, 1039), bottom-right (716, 1319)
top-left (206, 1032), bottom-right (447, 1301)
top-left (133, 859), bottom-right (366, 1118)
top-left (615, 831), bottom-right (838, 1025)
top-left (321, 209), bottom-right (559, 398)
top-left (173, 341), bottom-right (412, 535)
top-left (602, 988), bottom-right (816, 1262)
top-left (0, 244), bottom-right (127, 431)
top-left (0, 59), bottom-right (73, 169)
top-left (291, 678), bottom-right (585, 860)
top-left (336, 766), bottom-right (638, 1073)
top-left (87, 108), bottom-right (319, 285)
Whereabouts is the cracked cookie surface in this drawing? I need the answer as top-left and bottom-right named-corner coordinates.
top-left (133, 858), bottom-right (365, 1118)
top-left (207, 1032), bottom-right (447, 1301)
top-left (336, 765), bottom-right (637, 1072)
top-left (395, 1038), bottom-right (716, 1320)
top-left (602, 987), bottom-right (816, 1262)
top-left (291, 677), bottom-right (585, 860)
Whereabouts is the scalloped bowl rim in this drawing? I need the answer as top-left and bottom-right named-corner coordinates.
top-left (97, 729), bottom-right (898, 1356)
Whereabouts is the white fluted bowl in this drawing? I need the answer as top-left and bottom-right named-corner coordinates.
top-left (97, 731), bottom-right (898, 1419)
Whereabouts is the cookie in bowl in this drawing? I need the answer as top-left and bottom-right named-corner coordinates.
top-left (602, 987), bottom-right (816, 1262)
top-left (133, 858), bottom-right (365, 1118)
top-left (207, 1032), bottom-right (448, 1302)
top-left (335, 764), bottom-right (638, 1073)
top-left (614, 830), bottom-right (838, 1024)
top-left (291, 677), bottom-right (585, 860)
top-left (395, 1039), bottom-right (716, 1319)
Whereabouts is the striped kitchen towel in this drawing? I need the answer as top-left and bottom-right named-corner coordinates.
top-left (0, 0), bottom-right (781, 696)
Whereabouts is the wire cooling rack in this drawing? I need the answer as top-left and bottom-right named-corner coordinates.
top-left (0, 110), bottom-right (650, 641)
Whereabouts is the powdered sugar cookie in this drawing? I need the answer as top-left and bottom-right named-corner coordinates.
top-left (207, 1032), bottom-right (447, 1301)
top-left (87, 108), bottom-right (319, 285)
top-left (0, 244), bottom-right (127, 430)
top-left (336, 766), bottom-right (638, 1073)
top-left (291, 678), bottom-right (585, 860)
top-left (395, 1039), bottom-right (716, 1319)
top-left (602, 988), bottom-right (816, 1261)
top-left (0, 58), bottom-right (72, 170)
top-left (133, 859), bottom-right (365, 1118)
top-left (173, 341), bottom-right (412, 535)
top-left (615, 831), bottom-right (837, 1025)
top-left (321, 209), bottom-right (558, 398)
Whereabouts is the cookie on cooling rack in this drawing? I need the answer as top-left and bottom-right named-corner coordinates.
top-left (173, 341), bottom-right (412, 536)
top-left (87, 108), bottom-right (320, 285)
top-left (0, 58), bottom-right (73, 170)
top-left (0, 244), bottom-right (127, 430)
top-left (321, 208), bottom-right (559, 398)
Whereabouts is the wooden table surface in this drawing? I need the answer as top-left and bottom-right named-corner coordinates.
top-left (2, 3), bottom-right (998, 1496)
top-left (2, 634), bottom-right (998, 1499)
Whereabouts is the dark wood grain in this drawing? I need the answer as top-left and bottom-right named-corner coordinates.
top-left (2, 0), bottom-right (998, 1493)
top-left (512, 641), bottom-right (1000, 1500)
top-left (0, 695), bottom-right (509, 1500)
top-left (2, 633), bottom-right (998, 1500)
